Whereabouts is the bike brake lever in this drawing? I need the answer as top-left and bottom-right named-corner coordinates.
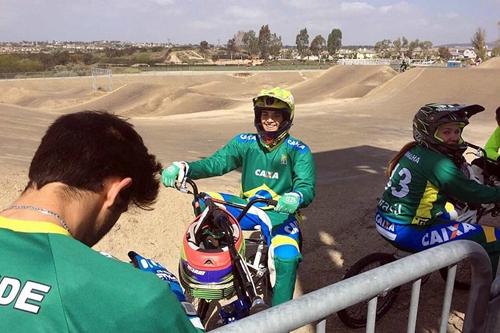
top-left (175, 181), bottom-right (190, 194)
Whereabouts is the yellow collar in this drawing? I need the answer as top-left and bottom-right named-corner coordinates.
top-left (0, 216), bottom-right (71, 236)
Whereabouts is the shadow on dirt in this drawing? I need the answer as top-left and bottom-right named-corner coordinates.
top-left (300, 145), bottom-right (395, 292)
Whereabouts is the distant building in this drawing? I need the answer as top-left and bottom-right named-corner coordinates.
top-left (355, 48), bottom-right (376, 59)
top-left (449, 47), bottom-right (477, 60)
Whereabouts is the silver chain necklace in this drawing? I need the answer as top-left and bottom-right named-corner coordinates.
top-left (3, 205), bottom-right (72, 235)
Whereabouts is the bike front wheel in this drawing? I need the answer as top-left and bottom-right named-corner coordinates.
top-left (337, 252), bottom-right (400, 328)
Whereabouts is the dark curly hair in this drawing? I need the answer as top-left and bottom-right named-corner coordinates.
top-left (28, 111), bottom-right (162, 210)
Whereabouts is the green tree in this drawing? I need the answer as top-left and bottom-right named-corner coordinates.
top-left (227, 38), bottom-right (237, 59)
top-left (310, 35), bottom-right (326, 59)
top-left (258, 24), bottom-right (271, 59)
top-left (495, 22), bottom-right (500, 57)
top-left (392, 37), bottom-right (402, 57)
top-left (242, 30), bottom-right (259, 58)
top-left (18, 58), bottom-right (44, 72)
top-left (282, 48), bottom-right (293, 60)
top-left (327, 28), bottom-right (342, 56)
top-left (493, 44), bottom-right (500, 57)
top-left (406, 39), bottom-right (419, 58)
top-left (402, 36), bottom-right (409, 49)
top-left (199, 40), bottom-right (209, 58)
top-left (471, 27), bottom-right (487, 60)
top-left (53, 51), bottom-right (71, 66)
top-left (269, 33), bottom-right (283, 59)
top-left (419, 40), bottom-right (433, 59)
top-left (296, 28), bottom-right (309, 58)
top-left (132, 52), bottom-right (152, 64)
top-left (81, 53), bottom-right (94, 65)
top-left (438, 47), bottom-right (452, 61)
top-left (0, 54), bottom-right (43, 73)
top-left (374, 39), bottom-right (391, 58)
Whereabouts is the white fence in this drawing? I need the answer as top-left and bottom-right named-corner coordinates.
top-left (338, 59), bottom-right (399, 66)
top-left (212, 240), bottom-right (493, 333)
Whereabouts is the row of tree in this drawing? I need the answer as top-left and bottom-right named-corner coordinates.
top-left (296, 28), bottom-right (342, 59)
top-left (372, 28), bottom-right (500, 61)
top-left (0, 47), bottom-right (167, 74)
top-left (373, 37), bottom-right (434, 59)
top-left (200, 25), bottom-right (343, 60)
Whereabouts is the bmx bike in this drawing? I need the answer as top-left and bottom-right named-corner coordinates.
top-left (175, 178), bottom-right (276, 328)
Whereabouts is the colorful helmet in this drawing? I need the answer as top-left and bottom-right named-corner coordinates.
top-left (253, 87), bottom-right (295, 146)
top-left (179, 205), bottom-right (245, 300)
top-left (413, 103), bottom-right (484, 158)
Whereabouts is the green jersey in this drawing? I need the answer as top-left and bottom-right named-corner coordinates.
top-left (484, 126), bottom-right (500, 160)
top-left (378, 145), bottom-right (500, 225)
top-left (188, 133), bottom-right (316, 206)
top-left (0, 217), bottom-right (202, 333)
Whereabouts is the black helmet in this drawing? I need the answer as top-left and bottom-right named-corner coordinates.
top-left (413, 103), bottom-right (484, 158)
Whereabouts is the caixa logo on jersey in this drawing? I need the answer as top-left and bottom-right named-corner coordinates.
top-left (239, 134), bottom-right (257, 141)
top-left (421, 223), bottom-right (477, 247)
top-left (255, 169), bottom-right (279, 179)
top-left (287, 139), bottom-right (306, 150)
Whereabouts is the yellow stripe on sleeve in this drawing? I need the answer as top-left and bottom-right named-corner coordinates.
top-left (483, 226), bottom-right (497, 243)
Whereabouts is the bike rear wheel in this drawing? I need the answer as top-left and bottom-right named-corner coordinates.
top-left (337, 252), bottom-right (400, 328)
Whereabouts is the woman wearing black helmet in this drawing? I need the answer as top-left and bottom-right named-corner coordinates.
top-left (376, 103), bottom-right (500, 273)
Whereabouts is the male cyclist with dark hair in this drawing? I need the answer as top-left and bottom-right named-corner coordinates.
top-left (0, 111), bottom-right (203, 332)
top-left (376, 103), bottom-right (500, 273)
top-left (162, 87), bottom-right (316, 305)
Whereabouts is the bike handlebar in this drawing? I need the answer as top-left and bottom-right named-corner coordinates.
top-left (176, 178), bottom-right (278, 221)
top-left (466, 142), bottom-right (488, 158)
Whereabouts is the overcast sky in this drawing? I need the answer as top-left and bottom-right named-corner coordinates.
top-left (1, 0), bottom-right (499, 45)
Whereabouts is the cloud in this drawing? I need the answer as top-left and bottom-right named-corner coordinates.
top-left (283, 0), bottom-right (324, 9)
top-left (225, 5), bottom-right (267, 20)
top-left (340, 2), bottom-right (375, 14)
top-left (441, 12), bottom-right (460, 19)
top-left (190, 20), bottom-right (219, 31)
top-left (147, 0), bottom-right (175, 5)
top-left (379, 2), bottom-right (411, 14)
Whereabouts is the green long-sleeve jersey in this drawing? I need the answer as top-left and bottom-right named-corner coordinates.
top-left (188, 133), bottom-right (316, 207)
top-left (0, 217), bottom-right (202, 333)
top-left (484, 126), bottom-right (500, 160)
top-left (378, 144), bottom-right (500, 225)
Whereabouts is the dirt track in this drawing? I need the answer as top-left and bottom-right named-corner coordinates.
top-left (1, 59), bottom-right (499, 332)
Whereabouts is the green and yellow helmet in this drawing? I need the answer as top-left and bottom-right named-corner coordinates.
top-left (252, 87), bottom-right (295, 146)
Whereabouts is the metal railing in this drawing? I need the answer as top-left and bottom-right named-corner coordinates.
top-left (211, 240), bottom-right (492, 333)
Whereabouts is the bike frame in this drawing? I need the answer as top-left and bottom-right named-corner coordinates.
top-left (177, 178), bottom-right (276, 324)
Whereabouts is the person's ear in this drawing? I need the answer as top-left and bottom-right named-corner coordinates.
top-left (103, 177), bottom-right (132, 210)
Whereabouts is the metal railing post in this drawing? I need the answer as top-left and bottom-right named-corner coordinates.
top-left (211, 240), bottom-right (491, 333)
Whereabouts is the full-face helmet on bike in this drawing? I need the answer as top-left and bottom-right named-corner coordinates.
top-left (413, 103), bottom-right (484, 158)
top-left (179, 204), bottom-right (245, 300)
top-left (253, 87), bottom-right (295, 147)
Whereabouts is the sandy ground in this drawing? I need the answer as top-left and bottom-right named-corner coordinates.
top-left (1, 58), bottom-right (500, 332)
